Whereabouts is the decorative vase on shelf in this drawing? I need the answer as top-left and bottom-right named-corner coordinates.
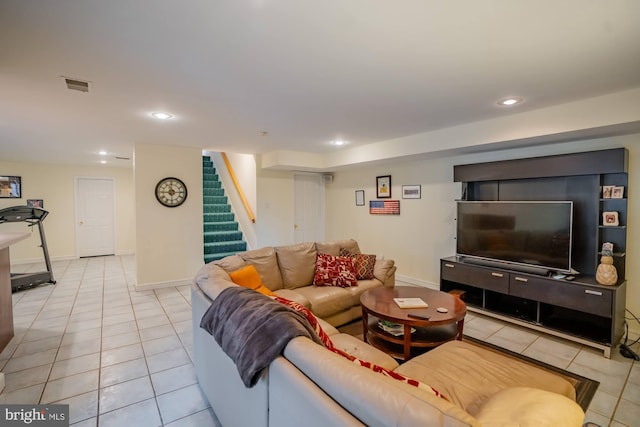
top-left (596, 251), bottom-right (618, 286)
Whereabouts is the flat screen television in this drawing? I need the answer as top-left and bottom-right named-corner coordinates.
top-left (456, 201), bottom-right (573, 274)
top-left (0, 176), bottom-right (21, 198)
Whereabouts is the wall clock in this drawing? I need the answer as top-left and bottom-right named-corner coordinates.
top-left (155, 177), bottom-right (188, 207)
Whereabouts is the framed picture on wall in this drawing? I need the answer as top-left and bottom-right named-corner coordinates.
top-left (355, 190), bottom-right (365, 206)
top-left (376, 175), bottom-right (391, 198)
top-left (0, 176), bottom-right (21, 198)
top-left (402, 185), bottom-right (421, 199)
top-left (27, 199), bottom-right (44, 208)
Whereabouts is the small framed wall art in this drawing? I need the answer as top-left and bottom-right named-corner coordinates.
top-left (376, 175), bottom-right (391, 198)
top-left (402, 185), bottom-right (421, 199)
top-left (355, 190), bottom-right (365, 206)
top-left (27, 199), bottom-right (44, 208)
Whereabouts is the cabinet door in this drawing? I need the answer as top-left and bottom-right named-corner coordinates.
top-left (441, 261), bottom-right (508, 293)
top-left (509, 275), bottom-right (612, 318)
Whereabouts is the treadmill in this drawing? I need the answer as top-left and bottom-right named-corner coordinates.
top-left (0, 205), bottom-right (56, 291)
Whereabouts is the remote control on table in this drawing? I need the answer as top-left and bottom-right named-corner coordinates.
top-left (408, 313), bottom-right (430, 320)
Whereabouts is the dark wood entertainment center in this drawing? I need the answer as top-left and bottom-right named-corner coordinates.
top-left (440, 148), bottom-right (628, 358)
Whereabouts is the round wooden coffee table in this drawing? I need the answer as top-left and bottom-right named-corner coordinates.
top-left (360, 286), bottom-right (466, 360)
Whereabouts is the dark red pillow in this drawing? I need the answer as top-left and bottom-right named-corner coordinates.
top-left (339, 249), bottom-right (376, 280)
top-left (313, 254), bottom-right (358, 287)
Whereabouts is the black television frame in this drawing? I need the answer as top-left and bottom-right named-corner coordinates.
top-left (0, 176), bottom-right (22, 198)
top-left (455, 200), bottom-right (574, 275)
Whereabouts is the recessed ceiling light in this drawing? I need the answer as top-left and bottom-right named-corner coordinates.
top-left (151, 112), bottom-right (173, 120)
top-left (99, 150), bottom-right (107, 156)
top-left (331, 139), bottom-right (347, 146)
top-left (497, 97), bottom-right (523, 106)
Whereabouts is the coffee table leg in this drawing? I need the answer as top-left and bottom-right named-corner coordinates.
top-left (404, 324), bottom-right (411, 360)
top-left (362, 310), bottom-right (368, 344)
top-left (457, 318), bottom-right (464, 340)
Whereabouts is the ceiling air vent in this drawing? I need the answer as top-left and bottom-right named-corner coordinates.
top-left (64, 77), bottom-right (90, 92)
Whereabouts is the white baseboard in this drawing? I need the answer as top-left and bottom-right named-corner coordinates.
top-left (134, 278), bottom-right (193, 292)
top-left (10, 252), bottom-right (135, 266)
top-left (395, 274), bottom-right (439, 290)
top-left (10, 255), bottom-right (76, 265)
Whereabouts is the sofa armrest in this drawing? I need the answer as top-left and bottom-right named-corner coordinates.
top-left (373, 259), bottom-right (396, 287)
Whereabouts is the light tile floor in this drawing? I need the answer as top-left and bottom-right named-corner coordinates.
top-left (0, 255), bottom-right (221, 427)
top-left (463, 311), bottom-right (640, 427)
top-left (1, 256), bottom-right (638, 426)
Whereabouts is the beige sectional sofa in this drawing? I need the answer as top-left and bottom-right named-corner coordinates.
top-left (192, 239), bottom-right (585, 427)
top-left (197, 239), bottom-right (396, 327)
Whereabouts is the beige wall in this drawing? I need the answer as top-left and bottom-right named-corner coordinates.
top-left (254, 164), bottom-right (296, 247)
top-left (0, 161), bottom-right (135, 262)
top-left (133, 144), bottom-right (203, 289)
top-left (325, 135), bottom-right (640, 335)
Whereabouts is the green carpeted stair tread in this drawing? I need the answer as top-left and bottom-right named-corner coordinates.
top-left (204, 231), bottom-right (244, 243)
top-left (204, 222), bottom-right (239, 232)
top-left (204, 212), bottom-right (236, 222)
top-left (203, 188), bottom-right (225, 197)
top-left (203, 196), bottom-right (229, 205)
top-left (204, 241), bottom-right (247, 254)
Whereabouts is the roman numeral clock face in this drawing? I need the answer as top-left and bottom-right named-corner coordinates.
top-left (155, 177), bottom-right (188, 207)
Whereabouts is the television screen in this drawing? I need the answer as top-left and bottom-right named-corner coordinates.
top-left (0, 176), bottom-right (21, 198)
top-left (456, 201), bottom-right (573, 273)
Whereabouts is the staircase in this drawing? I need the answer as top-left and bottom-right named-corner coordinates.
top-left (202, 156), bottom-right (247, 263)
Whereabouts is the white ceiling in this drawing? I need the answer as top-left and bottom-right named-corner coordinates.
top-left (1, 1), bottom-right (640, 169)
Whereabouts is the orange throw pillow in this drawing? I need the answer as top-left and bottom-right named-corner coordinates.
top-left (229, 264), bottom-right (274, 296)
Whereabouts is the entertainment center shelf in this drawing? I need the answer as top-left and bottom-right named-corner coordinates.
top-left (440, 257), bottom-right (626, 357)
top-left (445, 148), bottom-right (628, 358)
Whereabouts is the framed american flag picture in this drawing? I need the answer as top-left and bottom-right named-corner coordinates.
top-left (369, 200), bottom-right (400, 215)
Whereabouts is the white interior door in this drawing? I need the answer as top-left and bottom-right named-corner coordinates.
top-left (76, 177), bottom-right (115, 257)
top-left (294, 174), bottom-right (325, 243)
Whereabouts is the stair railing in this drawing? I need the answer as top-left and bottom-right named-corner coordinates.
top-left (221, 152), bottom-right (256, 223)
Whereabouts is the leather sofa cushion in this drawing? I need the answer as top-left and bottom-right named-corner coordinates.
top-left (213, 254), bottom-right (246, 272)
top-left (316, 239), bottom-right (361, 256)
top-left (395, 340), bottom-right (576, 417)
top-left (294, 286), bottom-right (354, 318)
top-left (275, 242), bottom-right (317, 289)
top-left (195, 264), bottom-right (238, 300)
top-left (284, 337), bottom-right (480, 427)
top-left (315, 241), bottom-right (341, 256)
top-left (475, 387), bottom-right (584, 427)
top-left (373, 258), bottom-right (395, 282)
top-left (273, 289), bottom-right (311, 309)
top-left (344, 279), bottom-right (384, 306)
top-left (239, 247), bottom-right (283, 291)
top-left (330, 334), bottom-right (399, 371)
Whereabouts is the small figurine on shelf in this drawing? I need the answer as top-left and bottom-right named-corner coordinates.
top-left (596, 249), bottom-right (618, 286)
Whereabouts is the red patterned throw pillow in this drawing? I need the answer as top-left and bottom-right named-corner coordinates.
top-left (313, 253), bottom-right (358, 287)
top-left (339, 249), bottom-right (376, 280)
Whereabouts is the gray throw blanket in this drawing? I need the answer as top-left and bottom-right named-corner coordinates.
top-left (200, 286), bottom-right (322, 387)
